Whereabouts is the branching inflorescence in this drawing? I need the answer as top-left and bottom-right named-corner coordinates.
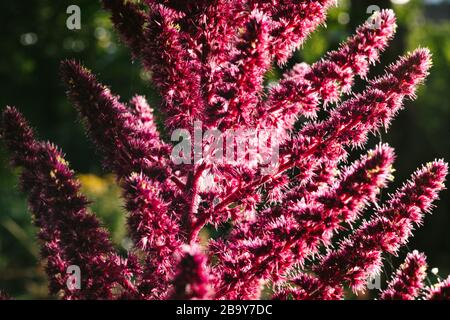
top-left (0, 1), bottom-right (448, 300)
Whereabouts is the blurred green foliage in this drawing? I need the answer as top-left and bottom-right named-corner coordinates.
top-left (0, 0), bottom-right (448, 298)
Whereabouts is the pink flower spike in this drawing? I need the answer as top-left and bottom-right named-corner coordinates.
top-left (427, 276), bottom-right (450, 300)
top-left (380, 251), bottom-right (427, 300)
top-left (170, 246), bottom-right (211, 300)
top-left (315, 160), bottom-right (447, 292)
top-left (1, 107), bottom-right (132, 299)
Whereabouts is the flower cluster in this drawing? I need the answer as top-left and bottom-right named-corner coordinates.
top-left (380, 251), bottom-right (427, 300)
top-left (1, 107), bottom-right (136, 299)
top-left (427, 276), bottom-right (450, 300)
top-left (0, 1), bottom-right (448, 300)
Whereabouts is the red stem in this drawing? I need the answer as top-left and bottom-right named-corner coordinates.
top-left (186, 162), bottom-right (207, 243)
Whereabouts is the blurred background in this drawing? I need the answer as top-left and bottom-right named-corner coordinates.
top-left (0, 0), bottom-right (448, 299)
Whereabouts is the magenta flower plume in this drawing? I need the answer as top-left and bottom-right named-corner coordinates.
top-left (211, 145), bottom-right (395, 299)
top-left (123, 173), bottom-right (182, 298)
top-left (60, 61), bottom-right (188, 298)
top-left (129, 95), bottom-right (161, 140)
top-left (315, 160), bottom-right (448, 291)
top-left (2, 2), bottom-right (449, 301)
top-left (0, 107), bottom-right (134, 299)
top-left (380, 251), bottom-right (427, 300)
top-left (265, 9), bottom-right (397, 133)
top-left (258, 0), bottom-right (336, 64)
top-left (214, 48), bottom-right (432, 216)
top-left (371, 47), bottom-right (432, 100)
top-left (302, 48), bottom-right (432, 150)
top-left (427, 276), bottom-right (450, 300)
top-left (301, 143), bottom-right (395, 224)
top-left (101, 0), bottom-right (147, 58)
top-left (207, 10), bottom-right (271, 129)
top-left (321, 9), bottom-right (397, 91)
top-left (60, 60), bottom-right (171, 182)
top-left (143, 4), bottom-right (204, 129)
top-left (170, 246), bottom-right (211, 300)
